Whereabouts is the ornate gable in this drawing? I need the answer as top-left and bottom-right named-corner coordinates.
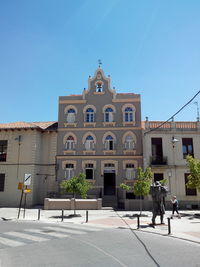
top-left (83, 68), bottom-right (116, 99)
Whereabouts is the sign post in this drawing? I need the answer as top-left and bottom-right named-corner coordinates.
top-left (17, 174), bottom-right (32, 219)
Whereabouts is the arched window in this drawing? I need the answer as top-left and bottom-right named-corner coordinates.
top-left (104, 107), bottom-right (113, 122)
top-left (125, 135), bottom-right (135, 150)
top-left (85, 108), bottom-right (95, 122)
top-left (126, 164), bottom-right (136, 180)
top-left (105, 135), bottom-right (114, 150)
top-left (124, 107), bottom-right (133, 122)
top-left (65, 136), bottom-right (75, 150)
top-left (66, 108), bottom-right (76, 123)
top-left (85, 135), bottom-right (94, 150)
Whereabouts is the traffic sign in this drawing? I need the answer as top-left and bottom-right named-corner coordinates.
top-left (24, 174), bottom-right (32, 185)
top-left (24, 189), bottom-right (32, 193)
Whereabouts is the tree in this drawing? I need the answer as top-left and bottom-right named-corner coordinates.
top-left (186, 155), bottom-right (200, 192)
top-left (133, 167), bottom-right (153, 215)
top-left (120, 167), bottom-right (153, 215)
top-left (60, 173), bottom-right (92, 215)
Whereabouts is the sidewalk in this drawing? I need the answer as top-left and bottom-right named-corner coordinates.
top-left (0, 207), bottom-right (199, 244)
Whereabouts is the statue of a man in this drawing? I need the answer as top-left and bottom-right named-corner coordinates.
top-left (150, 181), bottom-right (168, 225)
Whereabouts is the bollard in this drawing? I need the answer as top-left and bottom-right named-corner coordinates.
top-left (137, 214), bottom-right (140, 229)
top-left (38, 209), bottom-right (41, 220)
top-left (61, 209), bottom-right (64, 222)
top-left (86, 210), bottom-right (88, 223)
top-left (167, 217), bottom-right (171, 235)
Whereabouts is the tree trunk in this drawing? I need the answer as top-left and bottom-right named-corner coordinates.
top-left (73, 192), bottom-right (76, 215)
top-left (139, 195), bottom-right (142, 216)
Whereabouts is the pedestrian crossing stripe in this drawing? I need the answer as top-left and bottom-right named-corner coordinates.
top-left (0, 225), bottom-right (103, 249)
top-left (0, 236), bottom-right (25, 247)
top-left (5, 231), bottom-right (49, 242)
top-left (43, 226), bottom-right (86, 235)
top-left (25, 229), bottom-right (69, 238)
top-left (58, 223), bottom-right (101, 232)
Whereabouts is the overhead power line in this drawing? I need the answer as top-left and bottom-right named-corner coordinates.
top-left (144, 90), bottom-right (200, 135)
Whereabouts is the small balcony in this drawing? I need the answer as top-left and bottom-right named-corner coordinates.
top-left (150, 155), bottom-right (167, 165)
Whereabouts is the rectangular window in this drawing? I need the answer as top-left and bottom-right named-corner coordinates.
top-left (185, 173), bottom-right (197, 196)
top-left (151, 138), bottom-right (164, 164)
top-left (85, 164), bottom-right (94, 179)
top-left (0, 174), bottom-right (5, 192)
top-left (182, 138), bottom-right (194, 158)
top-left (154, 173), bottom-right (164, 182)
top-left (65, 164), bottom-right (74, 179)
top-left (0, 141), bottom-right (8, 162)
top-left (126, 164), bottom-right (136, 180)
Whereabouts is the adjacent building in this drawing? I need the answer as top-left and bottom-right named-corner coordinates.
top-left (143, 119), bottom-right (200, 209)
top-left (0, 121), bottom-right (57, 207)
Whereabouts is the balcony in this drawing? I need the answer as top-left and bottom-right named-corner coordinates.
top-left (150, 155), bottom-right (167, 165)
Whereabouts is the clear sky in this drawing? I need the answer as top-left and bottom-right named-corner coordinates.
top-left (1, 0), bottom-right (200, 123)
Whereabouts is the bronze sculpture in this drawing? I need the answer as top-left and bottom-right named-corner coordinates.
top-left (150, 181), bottom-right (168, 225)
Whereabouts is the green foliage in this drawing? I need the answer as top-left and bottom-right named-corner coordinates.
top-left (60, 173), bottom-right (92, 199)
top-left (186, 155), bottom-right (200, 192)
top-left (159, 179), bottom-right (168, 186)
top-left (119, 183), bottom-right (131, 191)
top-left (133, 167), bottom-right (153, 196)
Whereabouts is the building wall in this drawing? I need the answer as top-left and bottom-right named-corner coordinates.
top-left (0, 128), bottom-right (57, 207)
top-left (56, 68), bottom-right (143, 206)
top-left (143, 120), bottom-right (200, 209)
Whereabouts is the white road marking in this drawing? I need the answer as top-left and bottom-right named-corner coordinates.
top-left (59, 224), bottom-right (101, 232)
top-left (0, 236), bottom-right (25, 247)
top-left (43, 226), bottom-right (86, 235)
top-left (5, 231), bottom-right (49, 242)
top-left (24, 229), bottom-right (69, 238)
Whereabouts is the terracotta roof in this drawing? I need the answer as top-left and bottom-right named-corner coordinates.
top-left (0, 121), bottom-right (57, 130)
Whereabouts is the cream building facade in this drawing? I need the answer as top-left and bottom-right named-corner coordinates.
top-left (0, 122), bottom-right (57, 207)
top-left (143, 119), bottom-right (200, 209)
top-left (56, 68), bottom-right (143, 208)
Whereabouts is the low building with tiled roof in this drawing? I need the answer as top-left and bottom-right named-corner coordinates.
top-left (0, 121), bottom-right (58, 207)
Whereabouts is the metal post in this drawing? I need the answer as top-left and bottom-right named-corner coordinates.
top-left (137, 214), bottom-right (140, 229)
top-left (17, 189), bottom-right (24, 219)
top-left (38, 209), bottom-right (40, 220)
top-left (86, 210), bottom-right (88, 223)
top-left (23, 186), bottom-right (27, 219)
top-left (61, 210), bottom-right (64, 222)
top-left (167, 217), bottom-right (171, 235)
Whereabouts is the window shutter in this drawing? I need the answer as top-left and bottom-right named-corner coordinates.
top-left (109, 112), bottom-right (113, 122)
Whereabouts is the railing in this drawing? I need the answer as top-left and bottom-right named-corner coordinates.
top-left (150, 155), bottom-right (167, 165)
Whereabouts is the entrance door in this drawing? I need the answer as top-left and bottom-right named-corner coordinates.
top-left (104, 172), bottom-right (115, 195)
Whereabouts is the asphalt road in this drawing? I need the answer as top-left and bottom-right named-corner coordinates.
top-left (0, 221), bottom-right (199, 267)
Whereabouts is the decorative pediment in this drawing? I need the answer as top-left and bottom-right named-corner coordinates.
top-left (83, 68), bottom-right (116, 98)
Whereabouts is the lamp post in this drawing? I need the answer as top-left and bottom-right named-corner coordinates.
top-left (171, 136), bottom-right (179, 196)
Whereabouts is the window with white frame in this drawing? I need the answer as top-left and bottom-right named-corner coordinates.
top-left (124, 107), bottom-right (133, 122)
top-left (104, 107), bottom-right (114, 122)
top-left (85, 135), bottom-right (94, 150)
top-left (125, 135), bottom-right (135, 150)
top-left (85, 163), bottom-right (94, 179)
top-left (66, 108), bottom-right (76, 123)
top-left (85, 108), bottom-right (95, 122)
top-left (65, 136), bottom-right (75, 150)
top-left (65, 164), bottom-right (74, 179)
top-left (126, 164), bottom-right (135, 180)
top-left (105, 135), bottom-right (114, 150)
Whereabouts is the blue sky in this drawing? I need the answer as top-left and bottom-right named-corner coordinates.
top-left (1, 0), bottom-right (200, 123)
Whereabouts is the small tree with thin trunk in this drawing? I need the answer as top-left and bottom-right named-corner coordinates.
top-left (120, 167), bottom-right (153, 215)
top-left (186, 155), bottom-right (200, 192)
top-left (60, 173), bottom-right (92, 215)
